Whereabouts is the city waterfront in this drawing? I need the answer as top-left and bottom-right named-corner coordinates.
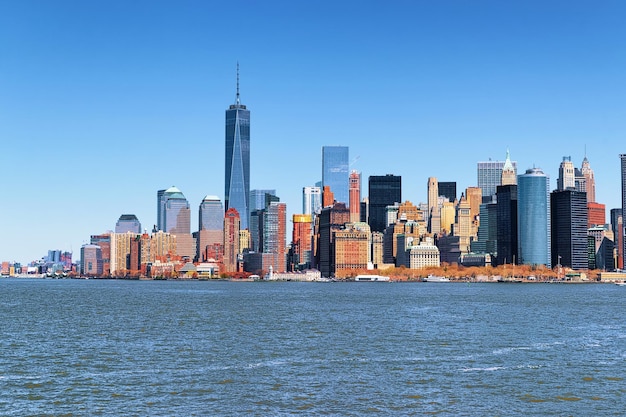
top-left (1, 278), bottom-right (625, 416)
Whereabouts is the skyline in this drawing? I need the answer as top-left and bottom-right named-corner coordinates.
top-left (1, 1), bottom-right (625, 263)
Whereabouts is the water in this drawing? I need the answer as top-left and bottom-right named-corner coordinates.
top-left (1, 279), bottom-right (625, 416)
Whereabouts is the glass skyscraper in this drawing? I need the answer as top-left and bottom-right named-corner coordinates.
top-left (158, 186), bottom-right (191, 235)
top-left (199, 195), bottom-right (224, 232)
top-left (477, 154), bottom-right (517, 201)
top-left (368, 175), bottom-right (402, 233)
top-left (225, 67), bottom-right (250, 230)
top-left (517, 168), bottom-right (551, 267)
top-left (322, 146), bottom-right (349, 205)
top-left (115, 214), bottom-right (141, 234)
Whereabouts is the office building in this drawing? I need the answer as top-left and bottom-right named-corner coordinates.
top-left (477, 152), bottom-right (518, 201)
top-left (223, 208), bottom-right (241, 273)
top-left (551, 189), bottom-right (588, 270)
top-left (587, 202), bottom-right (606, 228)
top-left (115, 214), bottom-right (141, 234)
top-left (349, 171), bottom-right (361, 223)
top-left (496, 185), bottom-right (518, 266)
top-left (334, 223), bottom-right (370, 274)
top-left (158, 186), bottom-right (194, 259)
top-left (292, 214), bottom-right (313, 270)
top-left (517, 168), bottom-right (551, 267)
top-left (438, 182), bottom-right (457, 203)
top-left (322, 146), bottom-right (349, 205)
top-left (263, 202), bottom-right (287, 273)
top-left (80, 244), bottom-right (103, 277)
top-left (198, 196), bottom-right (224, 262)
top-left (581, 156), bottom-right (596, 203)
top-left (501, 150), bottom-right (517, 186)
top-left (557, 156), bottom-right (576, 191)
top-left (315, 202), bottom-right (350, 277)
top-left (303, 186), bottom-right (322, 216)
top-left (224, 65), bottom-right (251, 230)
top-left (427, 177), bottom-right (440, 235)
top-left (368, 174), bottom-right (401, 233)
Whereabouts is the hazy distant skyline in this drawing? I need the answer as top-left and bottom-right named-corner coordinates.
top-left (1, 1), bottom-right (625, 263)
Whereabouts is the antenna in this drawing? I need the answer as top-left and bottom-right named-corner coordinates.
top-left (236, 61), bottom-right (240, 105)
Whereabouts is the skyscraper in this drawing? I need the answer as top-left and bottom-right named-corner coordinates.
top-left (159, 186), bottom-right (194, 259)
top-left (496, 185), bottom-right (517, 266)
top-left (368, 175), bottom-right (401, 233)
top-left (551, 189), bottom-right (588, 270)
top-left (557, 156), bottom-right (575, 190)
top-left (115, 214), bottom-right (141, 234)
top-left (438, 182), bottom-right (457, 203)
top-left (427, 177), bottom-right (440, 234)
top-left (349, 171), bottom-right (361, 223)
top-left (517, 168), bottom-right (551, 267)
top-left (223, 208), bottom-right (241, 273)
top-left (198, 195), bottom-right (224, 262)
top-left (292, 214), bottom-right (313, 270)
top-left (477, 152), bottom-right (518, 202)
top-left (322, 146), bottom-right (349, 205)
top-left (263, 202), bottom-right (287, 273)
top-left (581, 156), bottom-right (596, 203)
top-left (225, 65), bottom-right (251, 230)
top-left (303, 186), bottom-right (322, 216)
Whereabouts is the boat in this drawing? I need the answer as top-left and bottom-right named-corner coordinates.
top-left (615, 281), bottom-right (626, 286)
top-left (354, 274), bottom-right (390, 282)
top-left (423, 275), bottom-right (450, 283)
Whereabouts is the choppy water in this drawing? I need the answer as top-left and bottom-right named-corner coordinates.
top-left (1, 278), bottom-right (625, 416)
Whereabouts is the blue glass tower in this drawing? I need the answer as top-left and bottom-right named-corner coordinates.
top-left (225, 65), bottom-right (250, 230)
top-left (517, 168), bottom-right (551, 267)
top-left (322, 146), bottom-right (349, 205)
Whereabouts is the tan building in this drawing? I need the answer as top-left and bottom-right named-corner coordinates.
top-left (372, 232), bottom-right (384, 268)
top-left (408, 241), bottom-right (440, 269)
top-left (334, 224), bottom-right (370, 273)
top-left (151, 230), bottom-right (177, 262)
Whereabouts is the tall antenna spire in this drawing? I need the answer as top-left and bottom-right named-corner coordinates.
top-left (236, 61), bottom-right (240, 105)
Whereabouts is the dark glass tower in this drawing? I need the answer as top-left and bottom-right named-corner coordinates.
top-left (550, 189), bottom-right (588, 269)
top-left (225, 65), bottom-right (251, 230)
top-left (368, 175), bottom-right (401, 233)
top-left (438, 181), bottom-right (457, 202)
top-left (496, 184), bottom-right (517, 266)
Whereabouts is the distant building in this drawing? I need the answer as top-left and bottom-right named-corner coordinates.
top-left (581, 156), bottom-right (596, 203)
top-left (303, 186), bottom-right (322, 216)
top-left (263, 202), bottom-right (287, 273)
top-left (477, 152), bottom-right (517, 202)
top-left (349, 171), bottom-right (361, 223)
top-left (322, 146), bottom-right (349, 205)
top-left (334, 223), bottom-right (370, 274)
top-left (438, 181), bottom-right (457, 203)
top-left (496, 184), bottom-right (518, 266)
top-left (80, 244), bottom-right (103, 277)
top-left (587, 202), bottom-right (606, 228)
top-left (620, 154), bottom-right (626, 269)
top-left (368, 174), bottom-right (401, 233)
top-left (315, 202), bottom-right (350, 277)
top-left (224, 66), bottom-right (251, 230)
top-left (223, 208), bottom-right (241, 273)
top-left (292, 214), bottom-right (313, 270)
top-left (518, 168), bottom-right (551, 267)
top-left (551, 189), bottom-right (588, 270)
top-left (90, 234), bottom-right (111, 275)
top-left (558, 156), bottom-right (576, 191)
top-left (158, 186), bottom-right (194, 259)
top-left (115, 214), bottom-right (141, 234)
top-left (407, 241), bottom-right (440, 270)
top-left (198, 195), bottom-right (224, 262)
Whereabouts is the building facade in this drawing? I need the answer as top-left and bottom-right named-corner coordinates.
top-left (223, 208), bottom-right (241, 273)
top-left (224, 68), bottom-right (251, 230)
top-left (322, 146), bottom-right (349, 205)
top-left (115, 214), bottom-right (141, 234)
top-left (368, 174), bottom-right (401, 233)
top-left (349, 171), bottom-right (361, 223)
top-left (517, 168), bottom-right (551, 267)
top-left (551, 189), bottom-right (588, 270)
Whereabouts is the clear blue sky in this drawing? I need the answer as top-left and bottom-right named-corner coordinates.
top-left (1, 0), bottom-right (625, 264)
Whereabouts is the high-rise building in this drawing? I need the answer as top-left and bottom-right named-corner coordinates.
top-left (501, 150), bottom-right (517, 186)
top-left (517, 168), bottom-right (551, 267)
top-left (250, 189), bottom-right (276, 213)
top-left (156, 189), bottom-right (166, 231)
top-left (368, 175), bottom-right (401, 233)
top-left (477, 153), bottom-right (518, 201)
top-left (198, 196), bottom-right (224, 262)
top-left (263, 202), bottom-right (287, 273)
top-left (334, 223), bottom-right (370, 274)
top-left (224, 65), bottom-right (251, 230)
top-left (496, 185), bottom-right (518, 266)
top-left (438, 182), bottom-right (457, 203)
top-left (158, 186), bottom-right (194, 259)
top-left (551, 189), bottom-right (588, 270)
top-left (581, 155), bottom-right (596, 203)
top-left (315, 202), bottom-right (350, 277)
top-left (80, 244), bottom-right (103, 277)
top-left (558, 156), bottom-right (576, 191)
top-left (427, 177), bottom-right (440, 234)
top-left (223, 208), bottom-right (241, 273)
top-left (292, 214), bottom-right (313, 270)
top-left (115, 214), bottom-right (141, 234)
top-left (303, 186), bottom-right (322, 216)
top-left (322, 146), bottom-right (349, 205)
top-left (90, 234), bottom-right (111, 276)
top-left (621, 154), bottom-right (626, 269)
top-left (349, 171), bottom-right (361, 223)
top-left (587, 202), bottom-right (606, 228)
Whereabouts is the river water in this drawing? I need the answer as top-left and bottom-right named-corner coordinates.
top-left (1, 278), bottom-right (625, 416)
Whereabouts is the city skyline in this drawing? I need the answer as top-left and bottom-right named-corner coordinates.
top-left (1, 1), bottom-right (625, 263)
